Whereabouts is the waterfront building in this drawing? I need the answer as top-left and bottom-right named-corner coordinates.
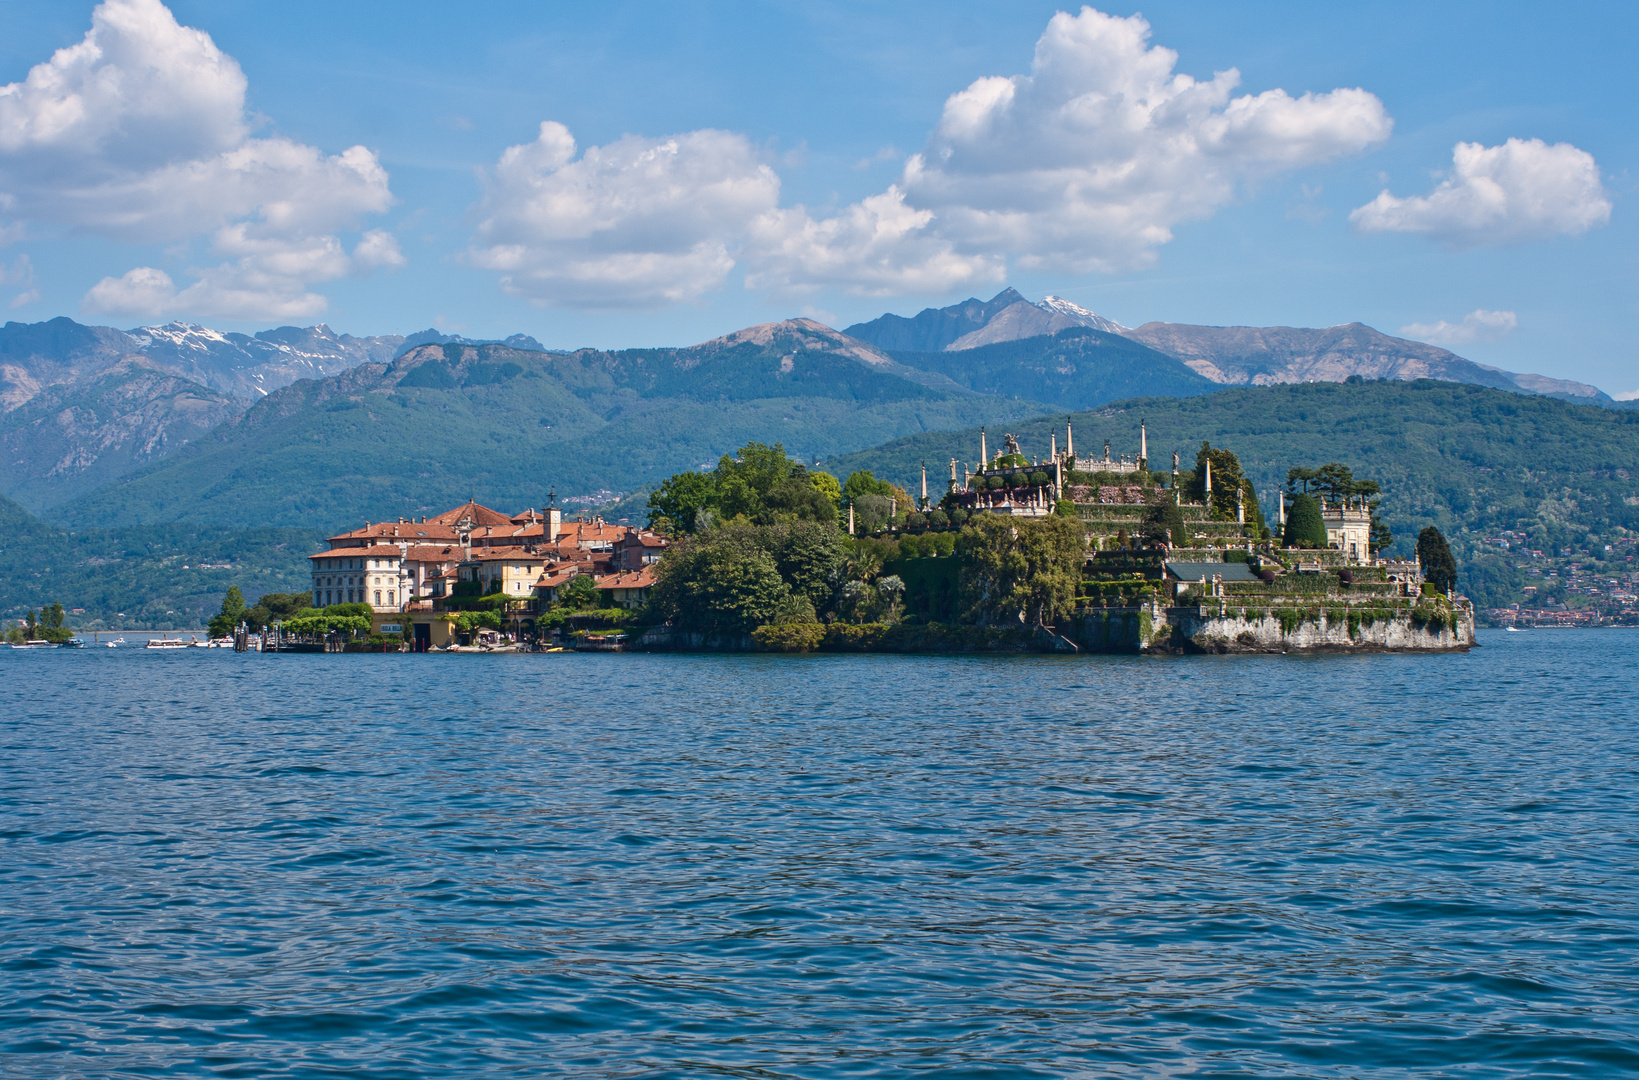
top-left (307, 499), bottom-right (669, 633)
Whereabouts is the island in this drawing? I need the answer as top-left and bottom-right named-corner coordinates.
top-left (216, 423), bottom-right (1473, 656)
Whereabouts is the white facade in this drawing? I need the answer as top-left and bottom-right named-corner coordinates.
top-left (1322, 505), bottom-right (1373, 563)
top-left (310, 547), bottom-right (408, 612)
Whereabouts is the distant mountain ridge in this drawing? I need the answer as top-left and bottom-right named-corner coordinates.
top-left (1123, 322), bottom-right (1609, 403)
top-left (0, 316), bottom-right (410, 508)
top-left (845, 289), bottom-right (1608, 403)
top-left (884, 327), bottom-right (1215, 411)
top-left (844, 288), bottom-right (1128, 352)
top-left (55, 319), bottom-right (1042, 528)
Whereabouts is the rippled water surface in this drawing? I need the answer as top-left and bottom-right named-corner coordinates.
top-left (2, 632), bottom-right (1637, 1078)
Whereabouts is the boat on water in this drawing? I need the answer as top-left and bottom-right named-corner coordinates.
top-left (1506, 626), bottom-right (1530, 633)
top-left (7, 640), bottom-right (54, 649)
top-left (105, 637), bottom-right (125, 647)
top-left (58, 638), bottom-right (85, 648)
top-left (145, 637), bottom-right (190, 650)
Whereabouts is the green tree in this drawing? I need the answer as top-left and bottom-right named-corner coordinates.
top-left (759, 470), bottom-right (838, 525)
top-left (1312, 463), bottom-right (1357, 502)
top-left (956, 514), bottom-right (1085, 626)
top-left (808, 470), bottom-right (842, 508)
top-left (1053, 498), bottom-right (1079, 518)
top-left (1418, 526), bottom-right (1458, 594)
top-left (716, 442), bottom-right (793, 501)
top-left (649, 530), bottom-right (791, 634)
top-left (1370, 518), bottom-right (1394, 556)
top-left (1285, 466), bottom-right (1317, 494)
top-left (1282, 493), bottom-right (1329, 549)
top-left (36, 601), bottom-right (72, 643)
top-left (1189, 442), bottom-right (1249, 521)
top-left (208, 585), bottom-right (246, 637)
top-left (1142, 499), bottom-right (1187, 548)
top-left (646, 471), bottom-right (716, 533)
top-left (562, 574), bottom-right (600, 610)
top-left (772, 520), bottom-right (846, 609)
top-left (243, 591), bottom-right (313, 631)
top-left (877, 574), bottom-right (906, 619)
top-left (843, 469), bottom-right (894, 503)
top-left (852, 493), bottom-right (892, 532)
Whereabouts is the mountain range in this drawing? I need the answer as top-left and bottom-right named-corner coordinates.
top-left (846, 290), bottom-right (1609, 402)
top-left (55, 320), bottom-right (1040, 528)
top-left (0, 288), bottom-right (1618, 528)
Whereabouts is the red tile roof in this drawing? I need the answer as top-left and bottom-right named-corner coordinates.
top-left (328, 521), bottom-right (460, 543)
top-left (427, 500), bottom-right (515, 528)
top-left (596, 569), bottom-right (656, 589)
top-left (309, 544), bottom-right (409, 559)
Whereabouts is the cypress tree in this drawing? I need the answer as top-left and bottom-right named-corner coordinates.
top-left (1282, 493), bottom-right (1328, 549)
top-left (1417, 526), bottom-right (1457, 594)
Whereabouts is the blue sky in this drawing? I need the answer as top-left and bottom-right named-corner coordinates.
top-left (1, 1), bottom-right (1634, 395)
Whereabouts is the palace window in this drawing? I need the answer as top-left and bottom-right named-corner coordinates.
top-left (388, 591), bottom-right (395, 605)
top-left (374, 590), bottom-right (381, 605)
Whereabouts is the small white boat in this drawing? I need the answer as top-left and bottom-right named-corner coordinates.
top-left (1505, 626), bottom-right (1529, 633)
top-left (105, 637), bottom-right (125, 648)
top-left (145, 637), bottom-right (190, 650)
top-left (8, 640), bottom-right (53, 649)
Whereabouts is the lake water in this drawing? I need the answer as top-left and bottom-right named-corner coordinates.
top-left (2, 631), bottom-right (1636, 1078)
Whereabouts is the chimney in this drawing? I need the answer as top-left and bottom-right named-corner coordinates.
top-left (980, 427), bottom-right (987, 465)
top-left (1140, 421), bottom-right (1147, 466)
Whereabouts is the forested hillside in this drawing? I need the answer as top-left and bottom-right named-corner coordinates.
top-left (58, 321), bottom-right (1040, 529)
top-left (824, 378), bottom-right (1639, 610)
top-left (0, 495), bottom-right (318, 630)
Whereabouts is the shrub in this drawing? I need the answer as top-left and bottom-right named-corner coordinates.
top-left (1283, 494), bottom-right (1329, 548)
top-left (822, 623), bottom-right (890, 651)
top-left (752, 622), bottom-right (826, 652)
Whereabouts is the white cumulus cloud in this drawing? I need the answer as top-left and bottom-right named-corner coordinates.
top-left (894, 7), bottom-right (1393, 273)
top-left (471, 7), bottom-right (1391, 307)
top-left (468, 122), bottom-right (779, 308)
top-left (1350, 138), bottom-right (1611, 247)
top-left (747, 186), bottom-right (1003, 296)
top-left (1399, 308), bottom-right (1518, 347)
top-left (0, 0), bottom-right (399, 321)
